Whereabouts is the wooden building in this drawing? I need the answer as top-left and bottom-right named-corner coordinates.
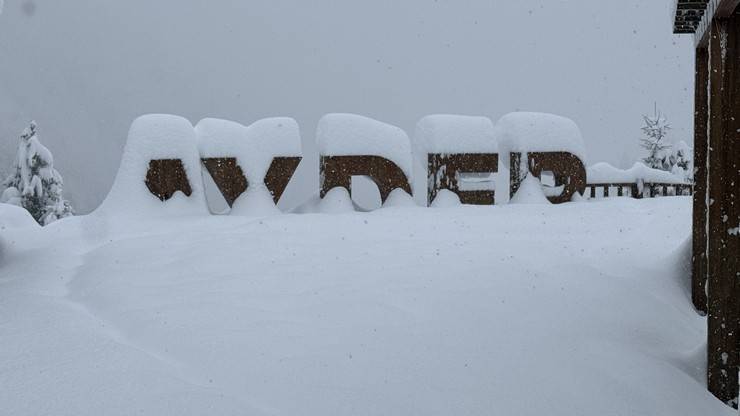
top-left (673, 0), bottom-right (740, 407)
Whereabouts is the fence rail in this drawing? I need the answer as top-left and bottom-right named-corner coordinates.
top-left (585, 181), bottom-right (694, 199)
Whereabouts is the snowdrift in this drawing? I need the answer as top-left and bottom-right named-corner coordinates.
top-left (0, 197), bottom-right (730, 416)
top-left (0, 202), bottom-right (39, 229)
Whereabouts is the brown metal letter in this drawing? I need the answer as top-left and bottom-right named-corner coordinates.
top-left (320, 155), bottom-right (411, 203)
top-left (509, 152), bottom-right (587, 204)
top-left (427, 153), bottom-right (498, 206)
top-left (145, 159), bottom-right (193, 201)
top-left (202, 156), bottom-right (301, 206)
top-left (265, 157), bottom-right (302, 204)
top-left (201, 157), bottom-right (248, 207)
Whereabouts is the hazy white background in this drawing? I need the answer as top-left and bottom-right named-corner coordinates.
top-left (0, 0), bottom-right (695, 212)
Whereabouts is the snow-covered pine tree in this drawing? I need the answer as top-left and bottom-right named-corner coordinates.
top-left (1, 121), bottom-right (74, 225)
top-left (639, 107), bottom-right (672, 171)
top-left (669, 140), bottom-right (693, 182)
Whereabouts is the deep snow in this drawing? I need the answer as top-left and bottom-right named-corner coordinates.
top-left (0, 197), bottom-right (731, 415)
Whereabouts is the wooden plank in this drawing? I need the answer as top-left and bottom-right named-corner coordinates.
top-left (696, 0), bottom-right (740, 45)
top-left (717, 0), bottom-right (740, 16)
top-left (706, 14), bottom-right (740, 407)
top-left (693, 47), bottom-right (710, 314)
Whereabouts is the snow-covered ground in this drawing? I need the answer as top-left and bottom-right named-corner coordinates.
top-left (0, 197), bottom-right (731, 415)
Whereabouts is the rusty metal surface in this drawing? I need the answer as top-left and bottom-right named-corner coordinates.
top-left (201, 158), bottom-right (248, 207)
top-left (427, 153), bottom-right (498, 206)
top-left (265, 157), bottom-right (302, 204)
top-left (510, 152), bottom-right (587, 204)
top-left (320, 155), bottom-right (411, 203)
top-left (145, 159), bottom-right (193, 201)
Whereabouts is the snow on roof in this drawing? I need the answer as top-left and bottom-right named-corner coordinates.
top-left (413, 114), bottom-right (497, 155)
top-left (95, 114), bottom-right (209, 217)
top-left (317, 113), bottom-right (412, 178)
top-left (195, 117), bottom-right (301, 181)
top-left (494, 112), bottom-right (587, 163)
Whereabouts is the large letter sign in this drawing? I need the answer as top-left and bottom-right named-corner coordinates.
top-left (114, 112), bottom-right (590, 213)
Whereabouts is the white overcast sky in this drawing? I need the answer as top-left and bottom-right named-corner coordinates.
top-left (0, 0), bottom-right (695, 212)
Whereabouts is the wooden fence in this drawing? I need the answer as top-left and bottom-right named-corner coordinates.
top-left (585, 181), bottom-right (694, 199)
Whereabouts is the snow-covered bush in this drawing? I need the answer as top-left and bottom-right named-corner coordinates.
top-left (1, 121), bottom-right (74, 225)
top-left (667, 140), bottom-right (693, 182)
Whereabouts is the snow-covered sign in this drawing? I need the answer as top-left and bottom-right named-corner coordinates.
top-left (495, 112), bottom-right (588, 204)
top-left (317, 114), bottom-right (413, 204)
top-left (95, 114), bottom-right (210, 218)
top-left (195, 117), bottom-right (301, 216)
top-left (414, 115), bottom-right (499, 206)
top-left (97, 113), bottom-right (619, 217)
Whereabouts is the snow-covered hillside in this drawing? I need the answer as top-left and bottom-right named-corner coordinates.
top-left (0, 198), bottom-right (730, 415)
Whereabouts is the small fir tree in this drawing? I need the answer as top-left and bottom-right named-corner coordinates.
top-left (639, 106), bottom-right (672, 171)
top-left (1, 121), bottom-right (74, 225)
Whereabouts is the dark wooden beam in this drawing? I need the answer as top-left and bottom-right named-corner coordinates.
top-left (695, 0), bottom-right (740, 46)
top-left (706, 13), bottom-right (740, 407)
top-left (692, 47), bottom-right (709, 315)
top-left (716, 0), bottom-right (740, 17)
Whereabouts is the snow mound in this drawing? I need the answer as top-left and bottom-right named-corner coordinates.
top-left (494, 112), bottom-right (586, 165)
top-left (95, 114), bottom-right (209, 217)
top-left (317, 114), bottom-right (412, 178)
top-left (195, 117), bottom-right (301, 181)
top-left (431, 189), bottom-right (462, 208)
top-left (290, 194), bottom-right (322, 214)
top-left (510, 175), bottom-right (551, 205)
top-left (0, 187), bottom-right (21, 206)
top-left (318, 187), bottom-right (355, 214)
top-left (0, 203), bottom-right (39, 229)
top-left (414, 114), bottom-right (497, 154)
top-left (587, 162), bottom-right (686, 184)
top-left (668, 237), bottom-right (694, 311)
top-left (382, 189), bottom-right (416, 208)
top-left (230, 187), bottom-right (282, 217)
